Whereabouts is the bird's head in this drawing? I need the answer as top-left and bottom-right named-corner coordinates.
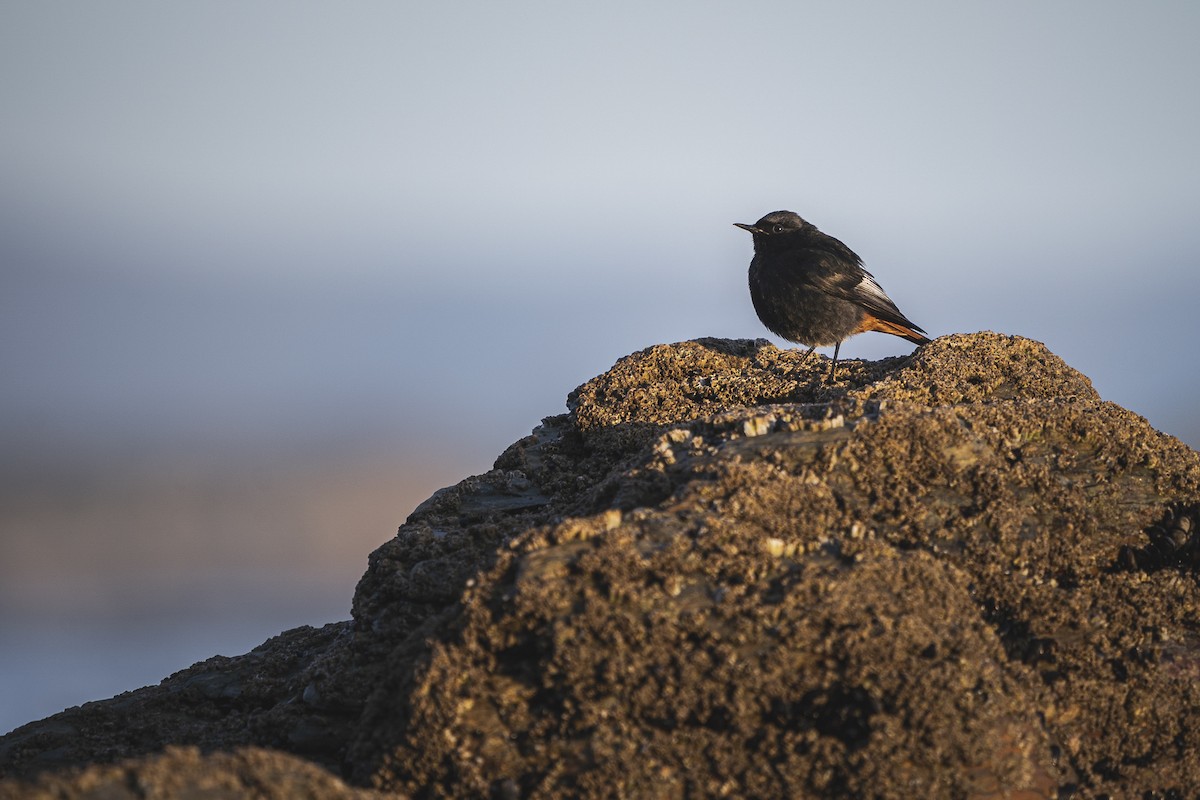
top-left (733, 210), bottom-right (811, 238)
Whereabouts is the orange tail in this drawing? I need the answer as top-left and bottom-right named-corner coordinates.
top-left (855, 312), bottom-right (931, 345)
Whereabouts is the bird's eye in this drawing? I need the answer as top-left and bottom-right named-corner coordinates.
top-left (772, 224), bottom-right (786, 233)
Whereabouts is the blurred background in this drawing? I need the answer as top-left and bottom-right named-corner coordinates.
top-left (2, 1), bottom-right (1198, 735)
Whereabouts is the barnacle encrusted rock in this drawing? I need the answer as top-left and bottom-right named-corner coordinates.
top-left (3, 333), bottom-right (1198, 799)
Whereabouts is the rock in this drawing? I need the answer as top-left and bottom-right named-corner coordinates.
top-left (2, 333), bottom-right (1198, 798)
top-left (0, 622), bottom-right (363, 779)
top-left (0, 745), bottom-right (390, 799)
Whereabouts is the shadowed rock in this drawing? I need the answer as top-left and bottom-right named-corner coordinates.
top-left (3, 333), bottom-right (1198, 798)
top-left (0, 746), bottom-right (389, 800)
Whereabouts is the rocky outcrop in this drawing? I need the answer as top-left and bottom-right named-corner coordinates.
top-left (3, 333), bottom-right (1199, 798)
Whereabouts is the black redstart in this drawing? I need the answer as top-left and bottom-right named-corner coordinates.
top-left (735, 210), bottom-right (930, 382)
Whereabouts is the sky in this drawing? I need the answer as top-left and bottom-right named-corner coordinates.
top-left (2, 1), bottom-right (1199, 734)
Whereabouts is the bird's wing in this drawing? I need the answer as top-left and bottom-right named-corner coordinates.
top-left (810, 256), bottom-right (927, 335)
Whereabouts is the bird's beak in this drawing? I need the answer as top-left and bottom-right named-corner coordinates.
top-left (733, 223), bottom-right (760, 234)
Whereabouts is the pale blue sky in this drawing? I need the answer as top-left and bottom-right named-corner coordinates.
top-left (2, 2), bottom-right (1197, 456)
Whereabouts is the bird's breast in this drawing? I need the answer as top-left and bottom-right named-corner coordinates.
top-left (748, 256), bottom-right (864, 346)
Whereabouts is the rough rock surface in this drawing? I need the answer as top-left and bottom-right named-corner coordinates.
top-left (3, 332), bottom-right (1199, 798)
top-left (0, 746), bottom-right (388, 800)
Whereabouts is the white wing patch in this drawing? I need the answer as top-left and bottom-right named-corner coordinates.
top-left (855, 272), bottom-right (898, 312)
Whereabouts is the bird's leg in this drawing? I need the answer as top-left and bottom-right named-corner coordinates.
top-left (799, 345), bottom-right (816, 363)
top-left (827, 341), bottom-right (841, 384)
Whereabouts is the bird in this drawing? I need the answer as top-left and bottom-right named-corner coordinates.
top-left (735, 210), bottom-right (929, 382)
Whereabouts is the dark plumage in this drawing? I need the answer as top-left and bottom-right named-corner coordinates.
top-left (735, 210), bottom-right (929, 382)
